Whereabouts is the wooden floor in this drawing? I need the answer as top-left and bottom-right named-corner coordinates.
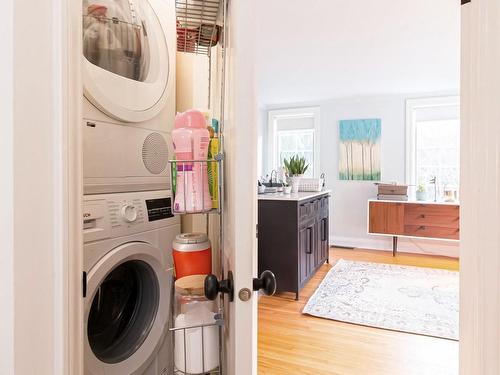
top-left (258, 248), bottom-right (459, 375)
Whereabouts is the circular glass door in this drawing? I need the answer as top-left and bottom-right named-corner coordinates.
top-left (87, 260), bottom-right (159, 364)
top-left (82, 0), bottom-right (171, 122)
top-left (83, 0), bottom-right (153, 82)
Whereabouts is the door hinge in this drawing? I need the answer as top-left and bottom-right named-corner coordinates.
top-left (82, 271), bottom-right (87, 298)
top-left (256, 224), bottom-right (258, 238)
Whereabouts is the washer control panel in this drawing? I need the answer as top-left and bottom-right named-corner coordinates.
top-left (146, 197), bottom-right (174, 221)
top-left (83, 190), bottom-right (178, 243)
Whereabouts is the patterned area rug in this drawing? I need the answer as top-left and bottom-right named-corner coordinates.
top-left (303, 259), bottom-right (459, 340)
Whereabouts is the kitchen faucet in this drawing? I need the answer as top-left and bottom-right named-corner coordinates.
top-left (429, 176), bottom-right (437, 202)
top-left (270, 170), bottom-right (278, 184)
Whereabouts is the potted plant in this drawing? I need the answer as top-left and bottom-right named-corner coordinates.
top-left (416, 183), bottom-right (427, 201)
top-left (283, 155), bottom-right (309, 193)
top-left (282, 181), bottom-right (292, 194)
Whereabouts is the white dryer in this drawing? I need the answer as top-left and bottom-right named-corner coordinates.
top-left (82, 0), bottom-right (176, 194)
top-left (83, 190), bottom-right (180, 375)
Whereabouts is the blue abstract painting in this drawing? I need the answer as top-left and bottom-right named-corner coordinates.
top-left (339, 119), bottom-right (381, 180)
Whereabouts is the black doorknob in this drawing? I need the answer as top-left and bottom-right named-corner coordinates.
top-left (204, 271), bottom-right (234, 302)
top-left (253, 270), bottom-right (277, 296)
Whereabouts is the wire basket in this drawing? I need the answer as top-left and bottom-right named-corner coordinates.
top-left (298, 178), bottom-right (324, 192)
top-left (170, 313), bottom-right (224, 375)
top-left (176, 0), bottom-right (222, 55)
top-left (169, 156), bottom-right (222, 215)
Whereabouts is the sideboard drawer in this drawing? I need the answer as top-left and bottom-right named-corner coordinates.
top-left (405, 204), bottom-right (459, 217)
top-left (404, 225), bottom-right (460, 240)
top-left (404, 212), bottom-right (459, 229)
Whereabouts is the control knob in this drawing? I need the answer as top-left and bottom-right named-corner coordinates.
top-left (120, 204), bottom-right (138, 223)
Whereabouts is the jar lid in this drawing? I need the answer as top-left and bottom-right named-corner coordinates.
top-left (175, 274), bottom-right (206, 296)
top-left (175, 233), bottom-right (209, 244)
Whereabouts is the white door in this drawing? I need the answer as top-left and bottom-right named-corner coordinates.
top-left (207, 2), bottom-right (265, 375)
top-left (460, 0), bottom-right (500, 374)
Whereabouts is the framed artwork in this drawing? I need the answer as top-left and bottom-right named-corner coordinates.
top-left (339, 119), bottom-right (381, 181)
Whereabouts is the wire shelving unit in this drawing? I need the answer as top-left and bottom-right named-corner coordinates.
top-left (171, 0), bottom-right (228, 374)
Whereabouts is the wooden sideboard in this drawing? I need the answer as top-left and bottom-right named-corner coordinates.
top-left (368, 200), bottom-right (460, 256)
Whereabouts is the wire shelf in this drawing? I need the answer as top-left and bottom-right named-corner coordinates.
top-left (176, 0), bottom-right (222, 55)
top-left (170, 314), bottom-right (224, 375)
top-left (169, 157), bottom-right (223, 215)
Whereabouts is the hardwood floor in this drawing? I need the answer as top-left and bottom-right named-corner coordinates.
top-left (258, 248), bottom-right (459, 375)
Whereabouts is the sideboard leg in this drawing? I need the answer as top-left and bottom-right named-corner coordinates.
top-left (392, 236), bottom-right (398, 257)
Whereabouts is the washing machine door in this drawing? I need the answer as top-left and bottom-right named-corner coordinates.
top-left (85, 242), bottom-right (171, 375)
top-left (82, 0), bottom-right (171, 123)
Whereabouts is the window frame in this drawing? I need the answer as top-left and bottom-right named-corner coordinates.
top-left (405, 96), bottom-right (460, 186)
top-left (267, 107), bottom-right (321, 177)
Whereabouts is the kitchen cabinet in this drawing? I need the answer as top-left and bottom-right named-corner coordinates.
top-left (258, 191), bottom-right (330, 300)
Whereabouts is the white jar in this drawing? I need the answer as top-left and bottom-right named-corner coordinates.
top-left (174, 275), bottom-right (219, 374)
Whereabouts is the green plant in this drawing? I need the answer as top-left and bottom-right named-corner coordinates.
top-left (283, 155), bottom-right (309, 176)
top-left (416, 184), bottom-right (426, 193)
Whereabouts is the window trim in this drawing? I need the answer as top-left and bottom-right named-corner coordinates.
top-left (267, 107), bottom-right (321, 177)
top-left (405, 96), bottom-right (460, 185)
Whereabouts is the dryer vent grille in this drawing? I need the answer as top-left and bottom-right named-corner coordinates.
top-left (142, 133), bottom-right (169, 175)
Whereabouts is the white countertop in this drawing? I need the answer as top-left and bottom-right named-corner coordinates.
top-left (368, 198), bottom-right (459, 205)
top-left (258, 189), bottom-right (331, 202)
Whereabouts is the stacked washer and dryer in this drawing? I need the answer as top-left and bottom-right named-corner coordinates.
top-left (82, 0), bottom-right (179, 374)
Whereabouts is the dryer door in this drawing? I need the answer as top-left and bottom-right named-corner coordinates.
top-left (82, 0), bottom-right (171, 123)
top-left (85, 242), bottom-right (172, 375)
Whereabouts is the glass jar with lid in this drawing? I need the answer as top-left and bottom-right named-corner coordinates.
top-left (174, 275), bottom-right (219, 374)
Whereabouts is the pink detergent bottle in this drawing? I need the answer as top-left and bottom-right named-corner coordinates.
top-left (172, 110), bottom-right (213, 212)
top-left (192, 127), bottom-right (212, 211)
top-left (172, 126), bottom-right (194, 212)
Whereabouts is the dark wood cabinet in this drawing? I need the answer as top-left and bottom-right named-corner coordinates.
top-left (258, 193), bottom-right (330, 300)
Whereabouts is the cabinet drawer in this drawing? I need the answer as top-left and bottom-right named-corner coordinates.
top-left (404, 225), bottom-right (459, 240)
top-left (299, 201), bottom-right (313, 220)
top-left (405, 204), bottom-right (459, 217)
top-left (404, 212), bottom-right (459, 229)
top-left (299, 198), bottom-right (321, 221)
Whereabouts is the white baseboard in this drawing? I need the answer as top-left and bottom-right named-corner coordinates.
top-left (329, 235), bottom-right (459, 258)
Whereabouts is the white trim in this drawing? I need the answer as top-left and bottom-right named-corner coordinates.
top-left (460, 1), bottom-right (500, 372)
top-left (2, 0), bottom-right (83, 373)
top-left (267, 106), bottom-right (321, 177)
top-left (405, 96), bottom-right (460, 185)
top-left (0, 0), bottom-right (14, 371)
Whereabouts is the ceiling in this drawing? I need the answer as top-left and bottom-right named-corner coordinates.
top-left (254, 0), bottom-right (460, 106)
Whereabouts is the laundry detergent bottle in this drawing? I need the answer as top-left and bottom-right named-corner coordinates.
top-left (172, 127), bottom-right (194, 212)
top-left (172, 110), bottom-right (212, 212)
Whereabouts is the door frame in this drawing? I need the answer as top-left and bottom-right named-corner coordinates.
top-left (1, 0), bottom-right (83, 373)
top-left (460, 1), bottom-right (500, 373)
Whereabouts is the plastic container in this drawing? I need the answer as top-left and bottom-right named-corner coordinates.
top-left (174, 275), bottom-right (219, 374)
top-left (172, 110), bottom-right (212, 213)
top-left (173, 233), bottom-right (212, 279)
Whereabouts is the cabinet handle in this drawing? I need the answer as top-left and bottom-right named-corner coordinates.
top-left (322, 218), bottom-right (328, 242)
top-left (418, 226), bottom-right (426, 230)
top-left (420, 214), bottom-right (426, 219)
top-left (306, 227), bottom-right (313, 254)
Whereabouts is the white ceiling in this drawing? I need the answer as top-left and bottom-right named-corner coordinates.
top-left (254, 0), bottom-right (460, 105)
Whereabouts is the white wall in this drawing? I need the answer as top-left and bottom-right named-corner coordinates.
top-left (254, 0), bottom-right (460, 105)
top-left (263, 93), bottom-right (459, 257)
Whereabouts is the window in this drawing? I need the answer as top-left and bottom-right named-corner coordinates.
top-left (406, 97), bottom-right (460, 196)
top-left (268, 107), bottom-right (320, 178)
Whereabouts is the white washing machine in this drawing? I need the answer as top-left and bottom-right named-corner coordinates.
top-left (82, 0), bottom-right (176, 194)
top-left (83, 190), bottom-right (180, 375)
